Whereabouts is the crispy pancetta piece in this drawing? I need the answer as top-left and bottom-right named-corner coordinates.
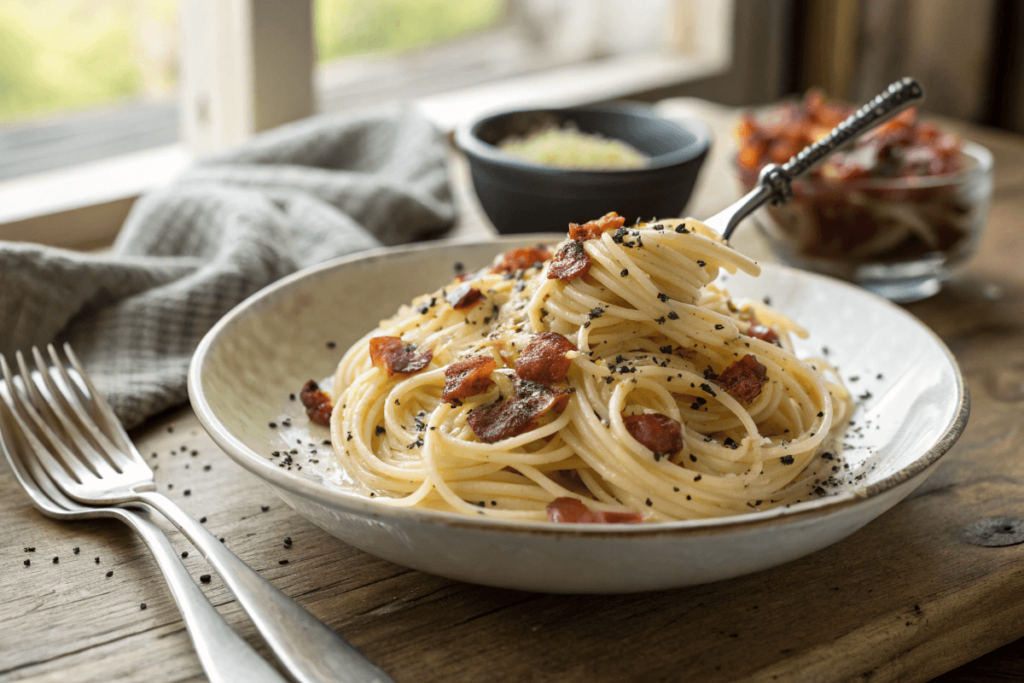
top-left (491, 246), bottom-right (552, 275)
top-left (745, 316), bottom-right (781, 346)
top-left (299, 380), bottom-right (333, 426)
top-left (442, 354), bottom-right (497, 404)
top-left (445, 282), bottom-right (484, 310)
top-left (547, 469), bottom-right (592, 497)
top-left (467, 378), bottom-right (569, 443)
top-left (715, 354), bottom-right (768, 403)
top-left (514, 332), bottom-right (577, 384)
top-left (568, 212), bottom-right (626, 242)
top-left (369, 337), bottom-right (433, 376)
top-left (622, 413), bottom-right (683, 456)
top-left (547, 240), bottom-right (591, 281)
top-left (545, 497), bottom-right (645, 524)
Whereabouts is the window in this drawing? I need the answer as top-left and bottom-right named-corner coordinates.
top-left (316, 0), bottom-right (505, 62)
top-left (2, 0), bottom-right (759, 249)
top-left (315, 0), bottom-right (735, 122)
top-left (0, 0), bottom-right (179, 180)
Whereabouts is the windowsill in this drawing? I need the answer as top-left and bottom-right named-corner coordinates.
top-left (0, 145), bottom-right (190, 249)
top-left (416, 51), bottom-right (729, 131)
top-left (0, 51), bottom-right (728, 250)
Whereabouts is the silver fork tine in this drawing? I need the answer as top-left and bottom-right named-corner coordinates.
top-left (31, 346), bottom-right (125, 471)
top-left (0, 367), bottom-right (290, 683)
top-left (19, 348), bottom-right (125, 477)
top-left (19, 348), bottom-right (395, 683)
top-left (41, 345), bottom-right (137, 472)
top-left (47, 345), bottom-right (105, 425)
top-left (62, 343), bottom-right (148, 467)
top-left (0, 376), bottom-right (77, 509)
top-left (0, 354), bottom-right (96, 490)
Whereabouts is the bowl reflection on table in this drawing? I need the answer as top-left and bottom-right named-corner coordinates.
top-left (738, 141), bottom-right (993, 303)
top-left (455, 103), bottom-right (711, 234)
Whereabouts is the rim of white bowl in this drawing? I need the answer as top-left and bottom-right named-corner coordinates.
top-left (188, 235), bottom-right (970, 538)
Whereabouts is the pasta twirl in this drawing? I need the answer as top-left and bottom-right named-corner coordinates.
top-left (325, 215), bottom-right (852, 523)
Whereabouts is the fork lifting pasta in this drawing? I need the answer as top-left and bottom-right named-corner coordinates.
top-left (316, 214), bottom-right (852, 523)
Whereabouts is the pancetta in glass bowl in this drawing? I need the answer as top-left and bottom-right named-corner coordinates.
top-left (735, 94), bottom-right (993, 303)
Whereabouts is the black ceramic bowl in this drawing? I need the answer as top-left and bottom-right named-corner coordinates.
top-left (455, 103), bottom-right (711, 234)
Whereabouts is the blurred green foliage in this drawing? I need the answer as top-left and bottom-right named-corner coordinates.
top-left (1, 1), bottom-right (137, 122)
top-left (0, 0), bottom-right (177, 123)
top-left (0, 0), bottom-right (502, 123)
top-left (315, 0), bottom-right (503, 62)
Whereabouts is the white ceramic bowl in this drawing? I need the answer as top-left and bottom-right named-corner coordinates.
top-left (189, 236), bottom-right (969, 594)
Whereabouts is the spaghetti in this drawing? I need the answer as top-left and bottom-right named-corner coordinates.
top-left (323, 214), bottom-right (852, 523)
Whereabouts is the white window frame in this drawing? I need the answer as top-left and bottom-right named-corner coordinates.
top-left (0, 0), bottom-right (742, 250)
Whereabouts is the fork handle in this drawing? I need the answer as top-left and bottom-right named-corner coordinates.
top-left (134, 491), bottom-right (394, 683)
top-left (779, 77), bottom-right (924, 180)
top-left (713, 77), bottom-right (925, 239)
top-left (119, 506), bottom-right (288, 683)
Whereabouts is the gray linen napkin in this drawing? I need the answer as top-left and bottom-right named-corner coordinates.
top-left (0, 105), bottom-right (456, 428)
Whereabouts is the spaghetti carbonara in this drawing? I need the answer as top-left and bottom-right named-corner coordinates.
top-left (314, 214), bottom-right (852, 523)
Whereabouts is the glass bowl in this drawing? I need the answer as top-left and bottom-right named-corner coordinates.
top-left (736, 141), bottom-right (993, 303)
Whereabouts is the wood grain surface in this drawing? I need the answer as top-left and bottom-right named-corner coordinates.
top-left (3, 101), bottom-right (1024, 683)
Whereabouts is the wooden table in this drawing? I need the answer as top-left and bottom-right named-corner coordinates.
top-left (3, 100), bottom-right (1024, 683)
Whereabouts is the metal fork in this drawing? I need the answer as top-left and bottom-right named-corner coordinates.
top-left (0, 386), bottom-right (288, 683)
top-left (704, 77), bottom-right (925, 239)
top-left (0, 345), bottom-right (393, 683)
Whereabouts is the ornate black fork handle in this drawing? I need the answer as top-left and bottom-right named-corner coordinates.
top-left (705, 77), bottom-right (926, 240)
